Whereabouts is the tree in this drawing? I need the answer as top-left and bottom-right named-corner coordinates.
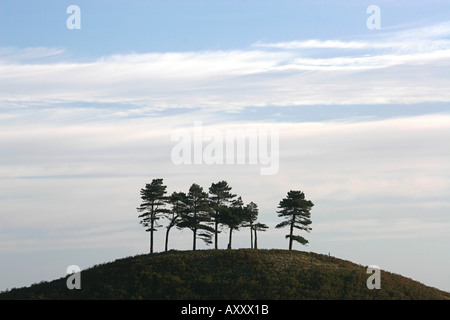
top-left (164, 191), bottom-right (188, 252)
top-left (221, 196), bottom-right (246, 249)
top-left (177, 184), bottom-right (214, 250)
top-left (208, 181), bottom-right (236, 249)
top-left (275, 190), bottom-right (313, 250)
top-left (137, 179), bottom-right (169, 253)
top-left (241, 202), bottom-right (268, 249)
top-left (242, 202), bottom-right (259, 249)
top-left (253, 222), bottom-right (268, 249)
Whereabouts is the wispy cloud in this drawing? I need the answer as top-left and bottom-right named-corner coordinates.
top-left (254, 21), bottom-right (450, 52)
top-left (1, 22), bottom-right (449, 109)
top-left (0, 47), bottom-right (66, 64)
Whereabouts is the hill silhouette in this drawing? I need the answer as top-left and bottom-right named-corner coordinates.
top-left (1, 249), bottom-right (448, 300)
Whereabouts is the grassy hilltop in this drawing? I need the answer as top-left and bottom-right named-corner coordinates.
top-left (1, 249), bottom-right (448, 300)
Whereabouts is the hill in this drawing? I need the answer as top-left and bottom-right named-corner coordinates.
top-left (0, 249), bottom-right (448, 300)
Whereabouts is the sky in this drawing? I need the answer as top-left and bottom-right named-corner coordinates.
top-left (1, 0), bottom-right (449, 293)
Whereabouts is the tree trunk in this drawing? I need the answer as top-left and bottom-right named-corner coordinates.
top-left (193, 227), bottom-right (197, 251)
top-left (150, 218), bottom-right (154, 254)
top-left (150, 204), bottom-right (155, 254)
top-left (254, 228), bottom-right (258, 249)
top-left (214, 218), bottom-right (219, 249)
top-left (193, 210), bottom-right (197, 251)
top-left (165, 226), bottom-right (170, 252)
top-left (228, 227), bottom-right (233, 249)
top-left (289, 214), bottom-right (295, 251)
top-left (250, 224), bottom-right (254, 249)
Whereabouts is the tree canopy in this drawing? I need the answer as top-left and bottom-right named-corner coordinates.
top-left (208, 181), bottom-right (236, 249)
top-left (275, 190), bottom-right (313, 250)
top-left (137, 178), bottom-right (169, 253)
top-left (177, 183), bottom-right (214, 250)
top-left (136, 179), bottom-right (314, 253)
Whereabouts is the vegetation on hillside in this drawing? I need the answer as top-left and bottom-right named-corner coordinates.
top-left (1, 249), bottom-right (448, 300)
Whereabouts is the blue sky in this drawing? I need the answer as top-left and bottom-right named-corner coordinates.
top-left (1, 1), bottom-right (450, 293)
top-left (2, 0), bottom-right (449, 54)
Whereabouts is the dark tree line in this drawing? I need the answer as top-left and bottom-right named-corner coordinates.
top-left (137, 178), bottom-right (313, 253)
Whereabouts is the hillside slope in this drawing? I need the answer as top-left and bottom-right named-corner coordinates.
top-left (1, 249), bottom-right (448, 300)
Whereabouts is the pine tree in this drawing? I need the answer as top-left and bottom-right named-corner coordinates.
top-left (253, 222), bottom-right (268, 249)
top-left (137, 179), bottom-right (169, 253)
top-left (221, 196), bottom-right (246, 249)
top-left (241, 202), bottom-right (259, 249)
top-left (164, 191), bottom-right (188, 252)
top-left (208, 180), bottom-right (236, 249)
top-left (177, 183), bottom-right (214, 250)
top-left (275, 190), bottom-right (313, 250)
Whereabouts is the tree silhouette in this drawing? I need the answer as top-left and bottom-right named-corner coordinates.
top-left (275, 190), bottom-right (313, 250)
top-left (137, 179), bottom-right (169, 253)
top-left (208, 181), bottom-right (236, 249)
top-left (242, 202), bottom-right (259, 249)
top-left (136, 179), bottom-right (271, 253)
top-left (177, 184), bottom-right (214, 250)
top-left (221, 196), bottom-right (246, 249)
top-left (164, 191), bottom-right (188, 252)
top-left (253, 222), bottom-right (268, 249)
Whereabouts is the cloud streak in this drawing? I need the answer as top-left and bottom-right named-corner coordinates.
top-left (1, 22), bottom-right (450, 109)
top-left (254, 21), bottom-right (450, 51)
